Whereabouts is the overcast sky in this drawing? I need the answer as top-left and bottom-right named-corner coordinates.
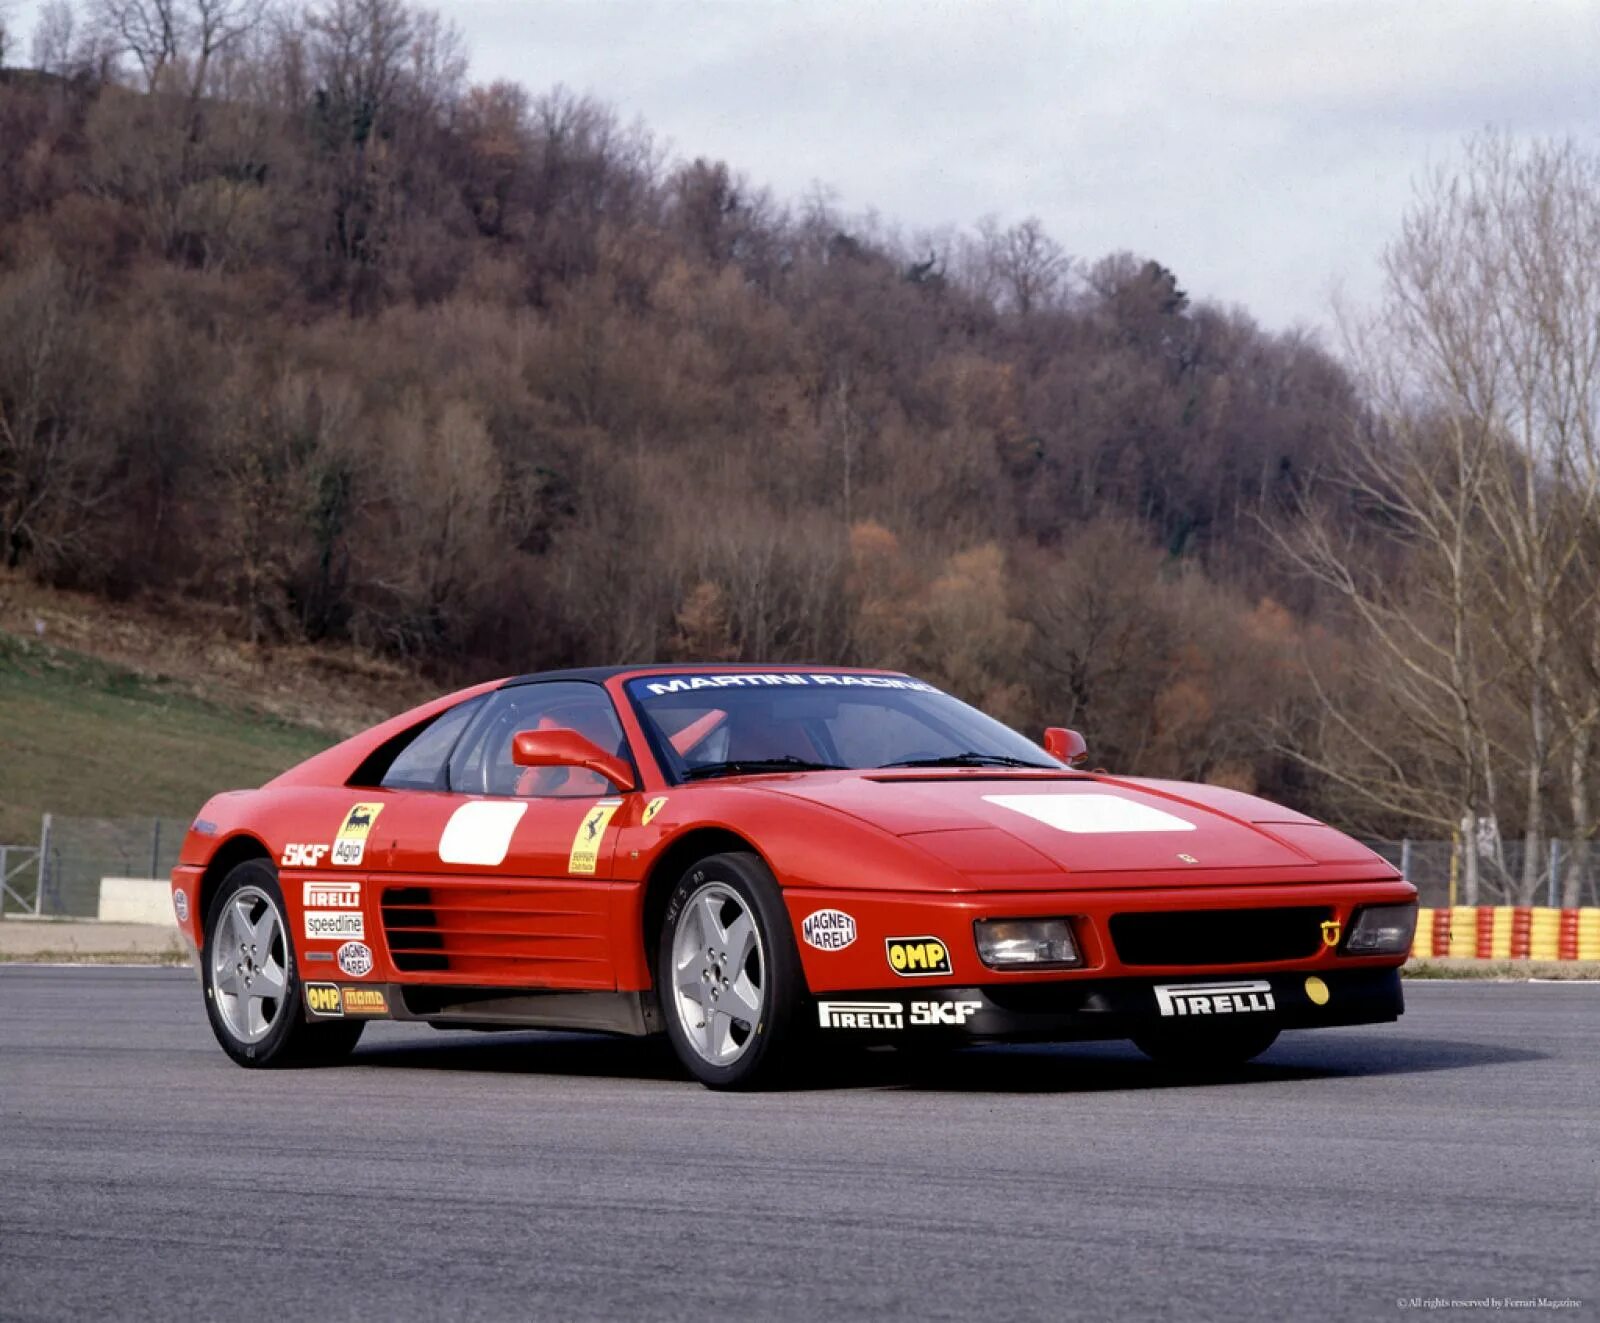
top-left (13, 0), bottom-right (1600, 335)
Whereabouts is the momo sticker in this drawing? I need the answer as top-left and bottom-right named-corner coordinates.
top-left (341, 987), bottom-right (388, 1016)
top-left (801, 909), bottom-right (857, 952)
top-left (983, 793), bottom-right (1195, 835)
top-left (568, 799), bottom-right (622, 875)
top-left (332, 803), bottom-right (384, 866)
top-left (439, 800), bottom-right (528, 866)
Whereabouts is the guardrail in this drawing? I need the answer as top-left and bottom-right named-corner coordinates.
top-left (1411, 906), bottom-right (1600, 960)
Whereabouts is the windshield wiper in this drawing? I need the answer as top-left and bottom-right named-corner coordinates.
top-left (681, 756), bottom-right (846, 782)
top-left (878, 752), bottom-right (1056, 770)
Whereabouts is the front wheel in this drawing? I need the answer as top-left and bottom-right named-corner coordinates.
top-left (1132, 1022), bottom-right (1279, 1068)
top-left (656, 851), bottom-right (807, 1090)
top-left (202, 858), bottom-right (364, 1067)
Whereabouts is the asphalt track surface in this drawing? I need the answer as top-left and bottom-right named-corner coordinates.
top-left (2, 969), bottom-right (1596, 1323)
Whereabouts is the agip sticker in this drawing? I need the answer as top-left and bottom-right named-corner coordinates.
top-left (332, 803), bottom-right (384, 866)
top-left (568, 800), bottom-right (622, 875)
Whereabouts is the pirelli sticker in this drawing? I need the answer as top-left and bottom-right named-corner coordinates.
top-left (332, 803), bottom-right (383, 867)
top-left (568, 799), bottom-right (622, 875)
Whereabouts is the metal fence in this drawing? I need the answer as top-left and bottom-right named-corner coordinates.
top-left (1361, 839), bottom-right (1600, 909)
top-left (2, 815), bottom-right (1598, 918)
top-left (0, 815), bottom-right (190, 917)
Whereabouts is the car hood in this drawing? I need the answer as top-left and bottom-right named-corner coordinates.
top-left (752, 771), bottom-right (1384, 880)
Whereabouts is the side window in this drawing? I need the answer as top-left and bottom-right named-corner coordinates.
top-left (449, 682), bottom-right (629, 798)
top-left (379, 699), bottom-right (484, 790)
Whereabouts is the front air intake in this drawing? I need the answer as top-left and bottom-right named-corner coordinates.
top-left (1110, 906), bottom-right (1333, 966)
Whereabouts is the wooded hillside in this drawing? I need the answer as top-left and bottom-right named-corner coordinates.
top-left (5, 2), bottom-right (1599, 902)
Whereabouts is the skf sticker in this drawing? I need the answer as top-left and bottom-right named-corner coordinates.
top-left (304, 982), bottom-right (343, 1017)
top-left (1320, 920), bottom-right (1341, 948)
top-left (341, 987), bottom-right (388, 1016)
top-left (332, 803), bottom-right (383, 867)
top-left (641, 796), bottom-right (668, 826)
top-left (337, 941), bottom-right (373, 978)
top-left (1154, 980), bottom-right (1275, 1017)
top-left (305, 911), bottom-right (364, 941)
top-left (885, 937), bottom-right (952, 978)
top-left (568, 799), bottom-right (622, 875)
top-left (281, 843), bottom-right (329, 868)
top-left (801, 909), bottom-right (857, 952)
top-left (1304, 976), bottom-right (1330, 1006)
top-left (817, 999), bottom-right (982, 1030)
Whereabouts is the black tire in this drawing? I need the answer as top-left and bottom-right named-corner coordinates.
top-left (1131, 1022), bottom-right (1279, 1068)
top-left (656, 851), bottom-right (808, 1090)
top-left (201, 858), bottom-right (364, 1068)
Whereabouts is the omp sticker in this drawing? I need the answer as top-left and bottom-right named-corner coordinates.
top-left (801, 909), bottom-right (857, 951)
top-left (304, 982), bottom-right (343, 1017)
top-left (439, 801), bottom-right (529, 866)
top-left (332, 803), bottom-right (384, 866)
top-left (641, 796), bottom-right (668, 826)
top-left (336, 941), bottom-right (373, 978)
top-left (304, 911), bottom-right (364, 941)
top-left (341, 987), bottom-right (388, 1016)
top-left (568, 800), bottom-right (622, 875)
top-left (885, 937), bottom-right (952, 977)
top-left (983, 793), bottom-right (1196, 834)
top-left (1153, 980), bottom-right (1274, 1017)
top-left (304, 881), bottom-right (359, 909)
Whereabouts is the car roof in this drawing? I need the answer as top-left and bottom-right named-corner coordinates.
top-left (500, 663), bottom-right (911, 687)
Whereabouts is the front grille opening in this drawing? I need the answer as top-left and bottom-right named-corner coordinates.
top-left (1110, 906), bottom-right (1332, 966)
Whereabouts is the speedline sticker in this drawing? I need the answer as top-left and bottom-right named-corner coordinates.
top-left (568, 800), bottom-right (622, 875)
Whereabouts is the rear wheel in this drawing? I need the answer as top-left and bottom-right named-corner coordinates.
top-left (1132, 1022), bottom-right (1279, 1068)
top-left (656, 851), bottom-right (806, 1090)
top-left (202, 858), bottom-right (364, 1067)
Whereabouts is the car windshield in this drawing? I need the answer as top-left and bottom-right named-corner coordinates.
top-left (625, 672), bottom-right (1060, 783)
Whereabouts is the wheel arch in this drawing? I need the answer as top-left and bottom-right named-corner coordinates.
top-left (640, 827), bottom-right (773, 972)
top-left (197, 834), bottom-right (274, 942)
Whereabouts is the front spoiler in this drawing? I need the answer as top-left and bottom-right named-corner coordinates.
top-left (813, 966), bottom-right (1404, 1041)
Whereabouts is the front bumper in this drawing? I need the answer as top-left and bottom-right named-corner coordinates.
top-left (813, 966), bottom-right (1403, 1042)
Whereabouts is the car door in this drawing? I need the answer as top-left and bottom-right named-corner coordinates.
top-left (373, 681), bottom-right (636, 990)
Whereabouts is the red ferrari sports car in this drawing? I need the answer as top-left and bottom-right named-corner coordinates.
top-left (171, 664), bottom-right (1418, 1088)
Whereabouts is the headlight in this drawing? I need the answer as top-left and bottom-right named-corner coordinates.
top-left (1344, 904), bottom-right (1418, 955)
top-left (974, 918), bottom-right (1082, 969)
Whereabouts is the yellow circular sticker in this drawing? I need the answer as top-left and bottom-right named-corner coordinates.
top-left (1304, 976), bottom-right (1330, 1006)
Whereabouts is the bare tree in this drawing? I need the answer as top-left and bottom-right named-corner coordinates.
top-left (31, 1), bottom-right (78, 74)
top-left (1281, 134), bottom-right (1600, 902)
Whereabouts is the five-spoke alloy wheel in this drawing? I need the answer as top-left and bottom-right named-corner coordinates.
top-left (201, 858), bottom-right (364, 1067)
top-left (657, 852), bottom-right (805, 1089)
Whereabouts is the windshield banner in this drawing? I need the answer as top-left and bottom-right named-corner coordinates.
top-left (634, 673), bottom-right (940, 696)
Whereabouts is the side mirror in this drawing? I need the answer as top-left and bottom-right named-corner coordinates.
top-left (511, 728), bottom-right (635, 791)
top-left (1043, 727), bottom-right (1088, 768)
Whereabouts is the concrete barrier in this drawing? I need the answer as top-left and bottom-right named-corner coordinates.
top-left (97, 877), bottom-right (177, 927)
